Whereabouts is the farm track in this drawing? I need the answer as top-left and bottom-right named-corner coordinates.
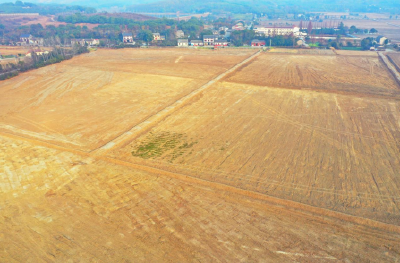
top-left (1, 129), bottom-right (400, 235)
top-left (379, 52), bottom-right (400, 86)
top-left (91, 50), bottom-right (261, 156)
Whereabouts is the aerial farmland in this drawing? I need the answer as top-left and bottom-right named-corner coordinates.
top-left (1, 48), bottom-right (400, 262)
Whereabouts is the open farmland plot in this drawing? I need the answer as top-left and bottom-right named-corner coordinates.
top-left (224, 53), bottom-right (400, 98)
top-left (1, 135), bottom-right (399, 262)
top-left (2, 48), bottom-right (400, 261)
top-left (110, 52), bottom-right (400, 225)
top-left (0, 48), bottom-right (255, 151)
top-left (112, 82), bottom-right (400, 225)
top-left (388, 53), bottom-right (400, 72)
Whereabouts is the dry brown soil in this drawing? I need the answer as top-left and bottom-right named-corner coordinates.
top-left (1, 48), bottom-right (400, 262)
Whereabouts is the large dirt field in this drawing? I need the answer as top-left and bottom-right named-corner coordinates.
top-left (224, 53), bottom-right (399, 97)
top-left (1, 48), bottom-right (400, 261)
top-left (388, 53), bottom-right (400, 71)
top-left (0, 48), bottom-right (255, 151)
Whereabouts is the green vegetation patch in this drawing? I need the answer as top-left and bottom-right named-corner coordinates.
top-left (132, 131), bottom-right (197, 161)
top-left (341, 47), bottom-right (363, 51)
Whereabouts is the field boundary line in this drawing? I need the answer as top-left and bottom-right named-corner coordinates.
top-left (91, 50), bottom-right (262, 156)
top-left (378, 52), bottom-right (400, 87)
top-left (1, 131), bottom-right (400, 235)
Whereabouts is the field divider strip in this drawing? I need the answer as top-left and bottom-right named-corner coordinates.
top-left (1, 130), bottom-right (400, 234)
top-left (90, 50), bottom-right (262, 156)
top-left (378, 52), bottom-right (400, 87)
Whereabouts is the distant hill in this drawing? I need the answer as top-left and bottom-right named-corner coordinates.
top-left (128, 0), bottom-right (400, 14)
top-left (0, 0), bottom-right (160, 9)
top-left (86, 12), bottom-right (155, 21)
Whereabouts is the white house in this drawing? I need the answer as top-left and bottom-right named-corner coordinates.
top-left (122, 32), bottom-right (134, 44)
top-left (254, 26), bottom-right (301, 36)
top-left (177, 39), bottom-right (189, 47)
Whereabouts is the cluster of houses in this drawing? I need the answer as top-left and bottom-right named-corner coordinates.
top-left (18, 34), bottom-right (44, 46)
top-left (17, 34), bottom-right (101, 47)
top-left (122, 32), bottom-right (165, 45)
top-left (177, 36), bottom-right (229, 48)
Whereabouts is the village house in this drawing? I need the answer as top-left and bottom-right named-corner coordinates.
top-left (251, 39), bottom-right (266, 47)
top-left (203, 35), bottom-right (218, 46)
top-left (153, 33), bottom-right (165, 41)
top-left (71, 39), bottom-right (100, 47)
top-left (203, 25), bottom-right (214, 30)
top-left (122, 32), bottom-right (134, 44)
top-left (254, 26), bottom-right (301, 36)
top-left (19, 34), bottom-right (44, 46)
top-left (232, 22), bottom-right (245, 31)
top-left (175, 30), bottom-right (184, 38)
top-left (26, 50), bottom-right (50, 57)
top-left (190, 40), bottom-right (204, 46)
top-left (177, 39), bottom-right (189, 47)
top-left (20, 34), bottom-right (32, 43)
top-left (214, 39), bottom-right (229, 47)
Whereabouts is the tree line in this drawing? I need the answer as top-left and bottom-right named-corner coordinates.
top-left (0, 45), bottom-right (89, 81)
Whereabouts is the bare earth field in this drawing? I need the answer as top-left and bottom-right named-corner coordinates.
top-left (0, 46), bottom-right (52, 56)
top-left (388, 53), bottom-right (400, 70)
top-left (1, 135), bottom-right (399, 262)
top-left (1, 48), bottom-right (400, 262)
top-left (0, 15), bottom-right (98, 29)
top-left (0, 48), bottom-right (255, 151)
top-left (224, 53), bottom-right (399, 97)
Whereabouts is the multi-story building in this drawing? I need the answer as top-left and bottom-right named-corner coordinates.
top-left (122, 32), bottom-right (134, 44)
top-left (254, 26), bottom-right (300, 36)
top-left (203, 35), bottom-right (218, 46)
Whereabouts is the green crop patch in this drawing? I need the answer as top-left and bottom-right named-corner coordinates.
top-left (132, 131), bottom-right (197, 161)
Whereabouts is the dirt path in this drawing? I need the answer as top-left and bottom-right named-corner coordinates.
top-left (379, 52), bottom-right (400, 86)
top-left (91, 50), bottom-right (262, 156)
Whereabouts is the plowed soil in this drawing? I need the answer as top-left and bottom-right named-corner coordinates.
top-left (224, 53), bottom-right (399, 98)
top-left (0, 48), bottom-right (255, 151)
top-left (1, 49), bottom-right (400, 262)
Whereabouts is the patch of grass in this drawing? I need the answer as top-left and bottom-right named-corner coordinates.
top-left (341, 47), bottom-right (362, 51)
top-left (132, 131), bottom-right (197, 161)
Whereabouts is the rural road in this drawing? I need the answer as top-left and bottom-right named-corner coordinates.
top-left (91, 50), bottom-right (262, 156)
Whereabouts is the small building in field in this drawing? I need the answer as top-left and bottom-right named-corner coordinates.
top-left (251, 39), bottom-right (266, 47)
top-left (214, 39), bottom-right (229, 47)
top-left (177, 39), bottom-right (189, 47)
top-left (122, 32), bottom-right (134, 44)
top-left (203, 35), bottom-right (218, 46)
top-left (190, 40), bottom-right (204, 46)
